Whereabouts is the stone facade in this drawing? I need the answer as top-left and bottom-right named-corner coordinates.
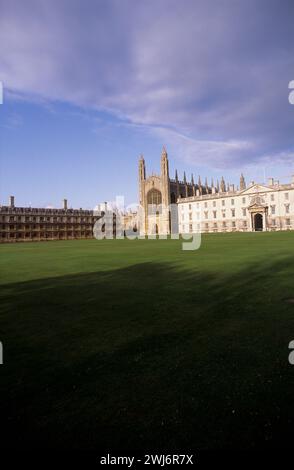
top-left (121, 211), bottom-right (138, 235)
top-left (178, 178), bottom-right (294, 233)
top-left (139, 147), bottom-right (212, 235)
top-left (2, 150), bottom-right (293, 243)
top-left (0, 197), bottom-right (100, 243)
top-left (139, 149), bottom-right (294, 234)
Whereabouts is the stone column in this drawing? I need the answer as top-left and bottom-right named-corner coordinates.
top-left (263, 209), bottom-right (267, 231)
top-left (249, 212), bottom-right (253, 231)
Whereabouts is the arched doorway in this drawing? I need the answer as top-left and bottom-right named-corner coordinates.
top-left (254, 213), bottom-right (263, 231)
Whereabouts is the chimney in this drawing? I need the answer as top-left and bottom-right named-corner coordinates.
top-left (268, 177), bottom-right (274, 186)
top-left (9, 195), bottom-right (15, 208)
top-left (63, 198), bottom-right (68, 210)
top-left (291, 175), bottom-right (294, 185)
top-left (229, 184), bottom-right (235, 192)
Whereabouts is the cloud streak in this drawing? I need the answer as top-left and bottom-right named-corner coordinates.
top-left (0, 0), bottom-right (294, 170)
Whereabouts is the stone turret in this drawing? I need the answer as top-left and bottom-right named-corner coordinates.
top-left (240, 173), bottom-right (246, 191)
top-left (191, 174), bottom-right (196, 196)
top-left (220, 177), bottom-right (226, 192)
top-left (138, 155), bottom-right (146, 208)
top-left (139, 155), bottom-right (146, 181)
top-left (161, 146), bottom-right (169, 179)
top-left (183, 172), bottom-right (188, 197)
top-left (205, 177), bottom-right (209, 194)
top-left (160, 146), bottom-right (171, 231)
top-left (211, 178), bottom-right (216, 194)
top-left (198, 175), bottom-right (202, 194)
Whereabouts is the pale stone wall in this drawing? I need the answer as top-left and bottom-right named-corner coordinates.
top-left (138, 147), bottom-right (211, 236)
top-left (139, 149), bottom-right (172, 236)
top-left (178, 179), bottom-right (294, 233)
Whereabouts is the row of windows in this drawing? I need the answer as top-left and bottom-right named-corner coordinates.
top-left (2, 232), bottom-right (93, 238)
top-left (182, 208), bottom-right (246, 220)
top-left (182, 203), bottom-right (291, 220)
top-left (270, 204), bottom-right (290, 214)
top-left (185, 199), bottom-right (240, 209)
top-left (182, 192), bottom-right (291, 211)
top-left (1, 215), bottom-right (95, 223)
top-left (1, 225), bottom-right (93, 230)
top-left (181, 218), bottom-right (291, 232)
top-left (185, 199), bottom-right (241, 210)
top-left (271, 219), bottom-right (291, 226)
top-left (271, 193), bottom-right (290, 201)
top-left (1, 208), bottom-right (92, 215)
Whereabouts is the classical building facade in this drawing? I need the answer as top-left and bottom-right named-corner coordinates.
top-left (139, 149), bottom-right (294, 234)
top-left (178, 178), bottom-right (294, 233)
top-left (0, 197), bottom-right (101, 243)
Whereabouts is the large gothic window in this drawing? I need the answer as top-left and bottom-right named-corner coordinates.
top-left (147, 189), bottom-right (162, 205)
top-left (147, 189), bottom-right (162, 214)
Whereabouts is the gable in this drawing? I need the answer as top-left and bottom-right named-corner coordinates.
top-left (248, 201), bottom-right (267, 209)
top-left (240, 184), bottom-right (272, 195)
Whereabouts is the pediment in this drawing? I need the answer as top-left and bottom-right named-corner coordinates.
top-left (248, 202), bottom-right (267, 210)
top-left (241, 184), bottom-right (272, 195)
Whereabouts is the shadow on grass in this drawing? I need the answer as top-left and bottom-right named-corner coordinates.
top-left (1, 258), bottom-right (294, 449)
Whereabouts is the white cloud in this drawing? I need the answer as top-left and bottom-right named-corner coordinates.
top-left (0, 0), bottom-right (293, 170)
top-left (151, 126), bottom-right (254, 169)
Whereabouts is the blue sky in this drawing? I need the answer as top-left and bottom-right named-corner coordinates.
top-left (0, 0), bottom-right (294, 208)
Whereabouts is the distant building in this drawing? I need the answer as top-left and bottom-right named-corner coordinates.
top-left (139, 147), bottom-right (212, 235)
top-left (121, 211), bottom-right (138, 236)
top-left (139, 148), bottom-right (294, 234)
top-left (0, 197), bottom-right (100, 243)
top-left (178, 177), bottom-right (294, 233)
top-left (2, 149), bottom-right (293, 243)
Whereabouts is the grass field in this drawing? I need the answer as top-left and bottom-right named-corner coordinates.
top-left (1, 232), bottom-right (294, 449)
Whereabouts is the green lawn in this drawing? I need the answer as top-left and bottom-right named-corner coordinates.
top-left (1, 232), bottom-right (294, 449)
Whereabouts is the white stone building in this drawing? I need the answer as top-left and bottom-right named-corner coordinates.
top-left (178, 177), bottom-right (294, 233)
